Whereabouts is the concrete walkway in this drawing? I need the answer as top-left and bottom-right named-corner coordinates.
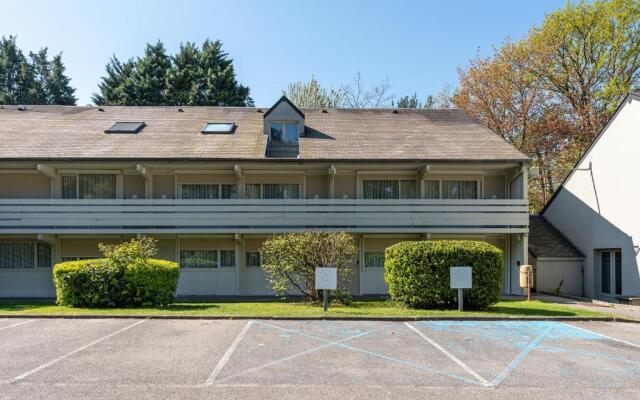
top-left (535, 294), bottom-right (640, 321)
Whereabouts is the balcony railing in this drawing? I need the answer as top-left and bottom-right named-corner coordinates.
top-left (0, 198), bottom-right (529, 234)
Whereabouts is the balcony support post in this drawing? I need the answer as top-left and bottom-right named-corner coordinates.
top-left (234, 233), bottom-right (243, 295)
top-left (234, 165), bottom-right (244, 199)
top-left (136, 164), bottom-right (152, 199)
top-left (328, 165), bottom-right (336, 199)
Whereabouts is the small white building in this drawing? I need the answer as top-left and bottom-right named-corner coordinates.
top-left (541, 92), bottom-right (640, 303)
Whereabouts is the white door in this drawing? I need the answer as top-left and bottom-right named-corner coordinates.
top-left (360, 251), bottom-right (387, 294)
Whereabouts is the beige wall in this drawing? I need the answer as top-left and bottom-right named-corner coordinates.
top-left (153, 175), bottom-right (176, 199)
top-left (531, 255), bottom-right (583, 297)
top-left (155, 238), bottom-right (176, 261)
top-left (177, 174), bottom-right (236, 184)
top-left (0, 173), bottom-right (50, 198)
top-left (123, 174), bottom-right (145, 199)
top-left (484, 175), bottom-right (506, 200)
top-left (335, 174), bottom-right (356, 199)
top-left (180, 238), bottom-right (235, 250)
top-left (244, 174), bottom-right (304, 185)
top-left (59, 238), bottom-right (122, 258)
top-left (306, 175), bottom-right (327, 199)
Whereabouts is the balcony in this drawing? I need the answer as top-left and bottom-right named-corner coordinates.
top-left (0, 199), bottom-right (529, 234)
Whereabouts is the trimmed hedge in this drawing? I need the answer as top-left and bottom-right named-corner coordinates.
top-left (53, 258), bottom-right (179, 307)
top-left (384, 240), bottom-right (503, 309)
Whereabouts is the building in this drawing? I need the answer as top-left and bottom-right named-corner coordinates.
top-left (540, 92), bottom-right (640, 302)
top-left (0, 96), bottom-right (529, 298)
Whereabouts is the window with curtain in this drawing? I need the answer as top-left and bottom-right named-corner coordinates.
top-left (363, 180), bottom-right (399, 199)
top-left (0, 243), bottom-right (35, 269)
top-left (61, 175), bottom-right (77, 199)
top-left (220, 250), bottom-right (236, 267)
top-left (180, 250), bottom-right (218, 268)
top-left (245, 184), bottom-right (261, 199)
top-left (263, 184), bottom-right (300, 199)
top-left (62, 175), bottom-right (116, 199)
top-left (400, 180), bottom-right (417, 199)
top-left (221, 184), bottom-right (237, 199)
top-left (441, 180), bottom-right (477, 200)
top-left (364, 251), bottom-right (385, 268)
top-left (246, 252), bottom-right (261, 268)
top-left (37, 243), bottom-right (51, 268)
top-left (181, 184), bottom-right (218, 199)
top-left (424, 180), bottom-right (440, 199)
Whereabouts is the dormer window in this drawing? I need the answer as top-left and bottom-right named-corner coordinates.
top-left (202, 122), bottom-right (235, 134)
top-left (105, 122), bottom-right (145, 134)
top-left (270, 122), bottom-right (298, 144)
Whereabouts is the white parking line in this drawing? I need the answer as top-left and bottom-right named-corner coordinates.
top-left (562, 322), bottom-right (640, 350)
top-left (404, 322), bottom-right (493, 387)
top-left (10, 319), bottom-right (146, 383)
top-left (205, 320), bottom-right (254, 385)
top-left (0, 320), bottom-right (35, 332)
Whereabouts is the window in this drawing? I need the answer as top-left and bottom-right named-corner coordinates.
top-left (60, 256), bottom-right (95, 262)
top-left (201, 122), bottom-right (235, 134)
top-left (180, 184), bottom-right (237, 199)
top-left (615, 251), bottom-right (622, 295)
top-left (0, 243), bottom-right (51, 269)
top-left (362, 180), bottom-right (416, 199)
top-left (270, 122), bottom-right (298, 144)
top-left (221, 184), bottom-right (237, 199)
top-left (180, 250), bottom-right (218, 269)
top-left (601, 251), bottom-right (611, 294)
top-left (424, 179), bottom-right (478, 200)
top-left (246, 252), bottom-right (261, 268)
top-left (245, 183), bottom-right (300, 199)
top-left (220, 250), bottom-right (236, 268)
top-left (364, 251), bottom-right (385, 268)
top-left (62, 174), bottom-right (117, 199)
top-left (105, 121), bottom-right (145, 134)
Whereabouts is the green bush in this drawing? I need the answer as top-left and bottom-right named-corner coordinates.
top-left (53, 238), bottom-right (179, 307)
top-left (384, 240), bottom-right (503, 309)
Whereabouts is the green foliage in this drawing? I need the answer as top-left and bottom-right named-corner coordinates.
top-left (0, 35), bottom-right (76, 105)
top-left (93, 39), bottom-right (252, 106)
top-left (283, 75), bottom-right (344, 108)
top-left (384, 240), bottom-right (503, 309)
top-left (260, 232), bottom-right (357, 301)
top-left (332, 287), bottom-right (353, 306)
top-left (53, 238), bottom-right (179, 307)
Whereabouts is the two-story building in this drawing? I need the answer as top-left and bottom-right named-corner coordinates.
top-left (0, 96), bottom-right (529, 298)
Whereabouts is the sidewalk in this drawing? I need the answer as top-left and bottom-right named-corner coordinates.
top-left (535, 294), bottom-right (640, 321)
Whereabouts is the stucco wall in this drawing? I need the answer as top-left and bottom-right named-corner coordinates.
top-left (531, 255), bottom-right (583, 297)
top-left (0, 173), bottom-right (50, 198)
top-left (543, 96), bottom-right (640, 298)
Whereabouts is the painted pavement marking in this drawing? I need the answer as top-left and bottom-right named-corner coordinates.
top-left (205, 320), bottom-right (254, 385)
top-left (0, 320), bottom-right (35, 332)
top-left (561, 322), bottom-right (640, 350)
top-left (490, 324), bottom-right (554, 386)
top-left (235, 321), bottom-right (481, 386)
top-left (10, 319), bottom-right (146, 383)
top-left (404, 322), bottom-right (492, 387)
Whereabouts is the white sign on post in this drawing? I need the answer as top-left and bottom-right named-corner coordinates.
top-left (450, 266), bottom-right (472, 289)
top-left (450, 266), bottom-right (472, 311)
top-left (315, 268), bottom-right (337, 290)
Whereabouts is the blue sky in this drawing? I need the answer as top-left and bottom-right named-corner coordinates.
top-left (1, 0), bottom-right (568, 106)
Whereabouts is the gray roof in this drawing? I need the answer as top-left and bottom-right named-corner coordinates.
top-left (528, 215), bottom-right (583, 258)
top-left (0, 105), bottom-right (528, 161)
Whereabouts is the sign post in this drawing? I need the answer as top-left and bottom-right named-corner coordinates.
top-left (450, 266), bottom-right (472, 311)
top-left (315, 267), bottom-right (337, 312)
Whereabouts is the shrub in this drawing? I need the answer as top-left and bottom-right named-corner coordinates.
top-left (53, 238), bottom-right (179, 307)
top-left (260, 231), bottom-right (357, 301)
top-left (384, 240), bottom-right (503, 309)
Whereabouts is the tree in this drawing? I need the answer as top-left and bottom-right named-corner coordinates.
top-left (260, 232), bottom-right (357, 301)
top-left (455, 0), bottom-right (640, 211)
top-left (93, 39), bottom-right (253, 106)
top-left (394, 93), bottom-right (422, 108)
top-left (283, 75), bottom-right (343, 108)
top-left (394, 87), bottom-right (455, 109)
top-left (0, 36), bottom-right (76, 105)
top-left (341, 71), bottom-right (393, 108)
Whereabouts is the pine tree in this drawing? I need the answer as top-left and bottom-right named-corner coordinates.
top-left (165, 42), bottom-right (201, 106)
top-left (134, 41), bottom-right (170, 106)
top-left (47, 54), bottom-right (76, 105)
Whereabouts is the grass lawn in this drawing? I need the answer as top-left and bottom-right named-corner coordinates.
top-left (0, 298), bottom-right (614, 318)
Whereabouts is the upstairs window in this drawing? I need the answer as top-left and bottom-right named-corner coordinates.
top-left (424, 180), bottom-right (478, 200)
top-left (202, 122), bottom-right (235, 134)
top-left (245, 183), bottom-right (300, 199)
top-left (362, 180), bottom-right (416, 199)
top-left (270, 122), bottom-right (298, 144)
top-left (62, 174), bottom-right (117, 199)
top-left (105, 122), bottom-right (145, 134)
top-left (180, 184), bottom-right (237, 199)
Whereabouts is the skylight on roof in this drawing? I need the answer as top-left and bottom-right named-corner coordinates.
top-left (105, 122), bottom-right (145, 134)
top-left (202, 122), bottom-right (235, 134)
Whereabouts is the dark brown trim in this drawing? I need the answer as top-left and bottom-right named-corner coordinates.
top-left (262, 95), bottom-right (305, 119)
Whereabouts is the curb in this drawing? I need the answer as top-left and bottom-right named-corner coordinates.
top-left (0, 314), bottom-right (637, 323)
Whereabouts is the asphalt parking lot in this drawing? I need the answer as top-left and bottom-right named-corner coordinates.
top-left (0, 318), bottom-right (639, 400)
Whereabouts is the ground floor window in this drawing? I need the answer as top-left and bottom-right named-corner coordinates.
top-left (180, 249), bottom-right (236, 269)
top-left (0, 243), bottom-right (51, 269)
top-left (364, 251), bottom-right (385, 268)
top-left (246, 252), bottom-right (261, 268)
